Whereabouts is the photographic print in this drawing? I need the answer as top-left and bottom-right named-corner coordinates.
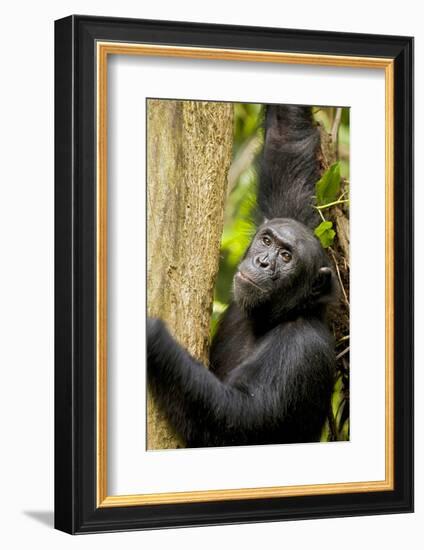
top-left (55, 15), bottom-right (413, 533)
top-left (146, 99), bottom-right (350, 450)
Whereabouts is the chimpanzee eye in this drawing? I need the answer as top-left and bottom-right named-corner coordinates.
top-left (262, 235), bottom-right (271, 246)
top-left (281, 250), bottom-right (292, 262)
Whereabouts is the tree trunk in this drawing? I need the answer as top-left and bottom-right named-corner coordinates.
top-left (146, 99), bottom-right (233, 449)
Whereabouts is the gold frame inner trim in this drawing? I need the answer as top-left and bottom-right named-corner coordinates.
top-left (96, 41), bottom-right (395, 508)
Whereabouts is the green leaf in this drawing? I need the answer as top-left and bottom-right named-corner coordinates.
top-left (315, 162), bottom-right (341, 206)
top-left (314, 220), bottom-right (336, 248)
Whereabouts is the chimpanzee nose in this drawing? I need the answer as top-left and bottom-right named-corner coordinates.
top-left (256, 253), bottom-right (270, 269)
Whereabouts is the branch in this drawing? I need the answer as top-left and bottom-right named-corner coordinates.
top-left (331, 107), bottom-right (342, 156)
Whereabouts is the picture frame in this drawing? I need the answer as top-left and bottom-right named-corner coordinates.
top-left (54, 15), bottom-right (414, 534)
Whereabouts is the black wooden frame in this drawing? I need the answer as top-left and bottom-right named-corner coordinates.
top-left (55, 15), bottom-right (414, 534)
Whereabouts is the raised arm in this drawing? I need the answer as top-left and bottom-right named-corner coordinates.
top-left (258, 105), bottom-right (321, 228)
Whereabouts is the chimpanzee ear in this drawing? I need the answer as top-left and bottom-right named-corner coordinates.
top-left (312, 266), bottom-right (333, 297)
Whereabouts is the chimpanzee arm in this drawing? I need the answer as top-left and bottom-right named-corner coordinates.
top-left (147, 318), bottom-right (281, 447)
top-left (258, 105), bottom-right (321, 228)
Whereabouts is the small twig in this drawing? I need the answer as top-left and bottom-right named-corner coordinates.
top-left (317, 209), bottom-right (326, 223)
top-left (336, 346), bottom-right (350, 360)
top-left (331, 107), bottom-right (342, 156)
top-left (315, 199), bottom-right (349, 210)
top-left (336, 335), bottom-right (350, 345)
top-left (329, 247), bottom-right (349, 306)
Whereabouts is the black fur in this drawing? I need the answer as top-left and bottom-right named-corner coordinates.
top-left (258, 105), bottom-right (321, 227)
top-left (147, 104), bottom-right (336, 447)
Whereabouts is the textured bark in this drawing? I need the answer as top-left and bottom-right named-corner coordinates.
top-left (146, 99), bottom-right (233, 449)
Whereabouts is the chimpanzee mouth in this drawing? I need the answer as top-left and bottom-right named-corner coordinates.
top-left (236, 271), bottom-right (265, 292)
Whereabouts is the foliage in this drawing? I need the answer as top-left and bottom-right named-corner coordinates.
top-left (313, 161), bottom-right (344, 249)
top-left (314, 220), bottom-right (336, 248)
top-left (313, 161), bottom-right (348, 248)
top-left (316, 162), bottom-right (341, 206)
